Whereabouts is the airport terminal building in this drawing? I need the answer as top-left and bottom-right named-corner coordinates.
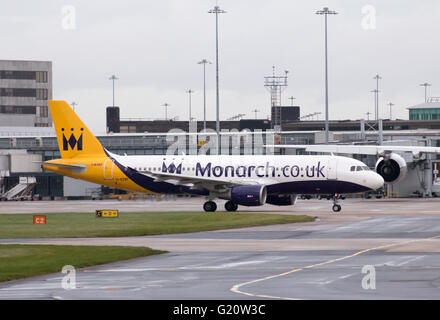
top-left (1, 59), bottom-right (440, 200)
top-left (1, 117), bottom-right (440, 200)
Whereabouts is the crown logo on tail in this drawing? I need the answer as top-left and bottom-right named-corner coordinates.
top-left (62, 128), bottom-right (84, 151)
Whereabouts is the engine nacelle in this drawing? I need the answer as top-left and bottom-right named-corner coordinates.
top-left (375, 153), bottom-right (407, 184)
top-left (266, 194), bottom-right (298, 206)
top-left (230, 185), bottom-right (267, 206)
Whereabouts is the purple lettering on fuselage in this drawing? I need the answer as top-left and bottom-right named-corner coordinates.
top-left (191, 161), bottom-right (326, 178)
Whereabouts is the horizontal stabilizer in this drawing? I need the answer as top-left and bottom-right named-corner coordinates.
top-left (43, 162), bottom-right (87, 174)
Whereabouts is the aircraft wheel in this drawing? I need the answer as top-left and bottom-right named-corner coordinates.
top-left (203, 201), bottom-right (217, 212)
top-left (332, 204), bottom-right (342, 212)
top-left (224, 201), bottom-right (238, 212)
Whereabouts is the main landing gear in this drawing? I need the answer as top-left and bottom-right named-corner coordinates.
top-left (331, 193), bottom-right (342, 213)
top-left (203, 200), bottom-right (217, 212)
top-left (224, 200), bottom-right (238, 212)
top-left (203, 200), bottom-right (238, 212)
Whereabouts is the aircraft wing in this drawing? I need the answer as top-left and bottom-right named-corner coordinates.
top-left (138, 169), bottom-right (273, 193)
top-left (269, 144), bottom-right (440, 157)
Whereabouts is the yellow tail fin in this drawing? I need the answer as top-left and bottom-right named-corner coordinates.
top-left (49, 100), bottom-right (105, 159)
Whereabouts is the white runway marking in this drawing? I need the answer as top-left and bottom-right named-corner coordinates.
top-left (182, 260), bottom-right (267, 270)
top-left (230, 235), bottom-right (440, 300)
top-left (338, 273), bottom-right (356, 280)
top-left (396, 255), bottom-right (426, 266)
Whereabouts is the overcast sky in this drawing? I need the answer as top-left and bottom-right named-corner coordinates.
top-left (1, 0), bottom-right (439, 133)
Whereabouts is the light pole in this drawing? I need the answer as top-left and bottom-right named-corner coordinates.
top-left (186, 89), bottom-right (194, 122)
top-left (252, 108), bottom-right (260, 119)
top-left (371, 89), bottom-right (378, 120)
top-left (316, 7), bottom-right (338, 144)
top-left (373, 74), bottom-right (381, 120)
top-left (288, 96), bottom-right (296, 106)
top-left (109, 75), bottom-right (118, 107)
top-left (388, 102), bottom-right (394, 120)
top-left (71, 101), bottom-right (77, 112)
top-left (162, 103), bottom-right (170, 120)
top-left (208, 5), bottom-right (226, 153)
top-left (420, 82), bottom-right (432, 102)
top-left (198, 59), bottom-right (211, 131)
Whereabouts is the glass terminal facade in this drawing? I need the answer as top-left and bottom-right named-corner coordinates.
top-left (409, 108), bottom-right (440, 120)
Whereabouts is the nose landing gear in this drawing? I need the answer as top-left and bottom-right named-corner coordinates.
top-left (331, 193), bottom-right (342, 213)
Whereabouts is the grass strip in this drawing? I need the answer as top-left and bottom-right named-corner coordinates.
top-left (0, 244), bottom-right (164, 282)
top-left (0, 212), bottom-right (314, 239)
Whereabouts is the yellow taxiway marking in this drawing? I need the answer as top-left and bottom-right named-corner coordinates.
top-left (230, 235), bottom-right (440, 300)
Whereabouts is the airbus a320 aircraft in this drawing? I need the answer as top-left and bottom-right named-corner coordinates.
top-left (42, 101), bottom-right (384, 212)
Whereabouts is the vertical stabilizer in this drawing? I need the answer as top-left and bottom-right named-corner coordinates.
top-left (48, 100), bottom-right (105, 159)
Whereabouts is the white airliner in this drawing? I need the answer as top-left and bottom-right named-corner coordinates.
top-left (42, 101), bottom-right (385, 213)
top-left (272, 144), bottom-right (440, 185)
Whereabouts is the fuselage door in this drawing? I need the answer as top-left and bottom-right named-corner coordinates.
top-left (103, 158), bottom-right (114, 180)
top-left (327, 157), bottom-right (338, 180)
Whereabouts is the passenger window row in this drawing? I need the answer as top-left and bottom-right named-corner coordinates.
top-left (350, 165), bottom-right (370, 172)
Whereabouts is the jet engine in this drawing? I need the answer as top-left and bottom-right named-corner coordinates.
top-left (230, 185), bottom-right (267, 206)
top-left (266, 194), bottom-right (298, 206)
top-left (375, 153), bottom-right (407, 184)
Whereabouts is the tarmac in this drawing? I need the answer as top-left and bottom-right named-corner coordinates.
top-left (0, 197), bottom-right (440, 299)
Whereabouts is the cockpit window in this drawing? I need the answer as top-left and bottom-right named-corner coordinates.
top-left (363, 166), bottom-right (370, 171)
top-left (356, 166), bottom-right (363, 171)
top-left (350, 166), bottom-right (356, 171)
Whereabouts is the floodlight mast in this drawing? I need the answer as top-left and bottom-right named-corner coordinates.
top-left (373, 74), bottom-right (382, 120)
top-left (198, 59), bottom-right (212, 131)
top-left (371, 89), bottom-right (378, 120)
top-left (162, 103), bottom-right (170, 120)
top-left (264, 66), bottom-right (288, 131)
top-left (420, 82), bottom-right (432, 102)
top-left (316, 7), bottom-right (338, 145)
top-left (288, 96), bottom-right (296, 106)
top-left (388, 102), bottom-right (394, 120)
top-left (109, 75), bottom-right (118, 107)
top-left (208, 5), bottom-right (226, 154)
top-left (186, 89), bottom-right (194, 122)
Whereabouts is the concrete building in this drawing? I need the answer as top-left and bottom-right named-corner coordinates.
top-left (0, 60), bottom-right (53, 127)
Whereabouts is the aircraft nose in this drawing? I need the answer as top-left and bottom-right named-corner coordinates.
top-left (369, 173), bottom-right (384, 190)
